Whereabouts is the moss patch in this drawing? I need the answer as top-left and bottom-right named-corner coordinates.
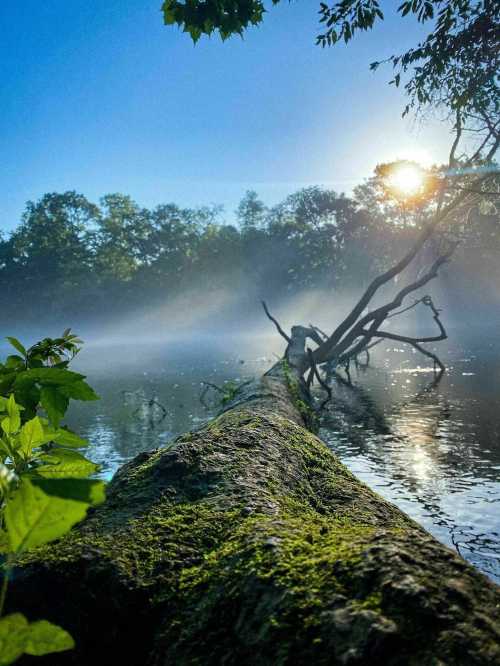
top-left (282, 359), bottom-right (319, 431)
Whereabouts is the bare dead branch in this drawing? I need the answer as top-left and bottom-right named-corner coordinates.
top-left (484, 133), bottom-right (500, 163)
top-left (467, 129), bottom-right (498, 165)
top-left (367, 333), bottom-right (446, 374)
top-left (308, 323), bottom-right (329, 340)
top-left (479, 110), bottom-right (500, 141)
top-left (201, 381), bottom-right (226, 395)
top-left (337, 315), bottom-right (386, 365)
top-left (200, 380), bottom-right (253, 410)
top-left (329, 249), bottom-right (455, 365)
top-left (348, 296), bottom-right (447, 372)
top-left (200, 382), bottom-right (225, 409)
top-left (261, 300), bottom-right (291, 344)
top-left (449, 111), bottom-right (462, 167)
top-left (312, 185), bottom-right (475, 365)
top-left (386, 298), bottom-right (425, 319)
top-left (306, 365), bottom-right (315, 390)
top-left (353, 338), bottom-right (384, 368)
top-left (357, 328), bottom-right (444, 346)
top-left (365, 339), bottom-right (384, 351)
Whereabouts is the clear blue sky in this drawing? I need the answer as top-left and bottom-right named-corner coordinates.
top-left (0, 1), bottom-right (451, 231)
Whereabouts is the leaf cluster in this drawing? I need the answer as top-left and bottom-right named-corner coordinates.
top-left (0, 333), bottom-right (104, 665)
top-left (0, 614), bottom-right (74, 666)
top-left (0, 331), bottom-right (97, 425)
top-left (162, 0), bottom-right (281, 41)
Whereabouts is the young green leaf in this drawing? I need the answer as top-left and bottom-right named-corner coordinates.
top-left (58, 380), bottom-right (99, 401)
top-left (35, 449), bottom-right (100, 478)
top-left (19, 417), bottom-right (45, 457)
top-left (2, 395), bottom-right (21, 435)
top-left (53, 427), bottom-right (88, 448)
top-left (40, 386), bottom-right (69, 427)
top-left (0, 614), bottom-right (74, 664)
top-left (5, 479), bottom-right (89, 552)
top-left (24, 620), bottom-right (75, 656)
top-left (0, 440), bottom-right (13, 463)
top-left (0, 613), bottom-right (29, 666)
top-left (29, 477), bottom-right (106, 505)
top-left (4, 356), bottom-right (25, 371)
top-left (14, 367), bottom-right (86, 386)
top-left (6, 337), bottom-right (27, 358)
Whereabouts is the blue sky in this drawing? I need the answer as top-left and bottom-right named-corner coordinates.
top-left (0, 1), bottom-right (452, 231)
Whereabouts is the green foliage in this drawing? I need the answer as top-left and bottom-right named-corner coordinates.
top-left (236, 190), bottom-right (267, 229)
top-left (220, 380), bottom-right (245, 405)
top-left (0, 333), bottom-right (104, 664)
top-left (1, 179), bottom-right (498, 327)
top-left (1, 193), bottom-right (98, 307)
top-left (0, 330), bottom-right (98, 425)
top-left (161, 0), bottom-right (280, 41)
top-left (0, 613), bottom-right (74, 665)
top-left (4, 479), bottom-right (90, 553)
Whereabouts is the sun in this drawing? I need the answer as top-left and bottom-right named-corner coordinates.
top-left (385, 162), bottom-right (426, 198)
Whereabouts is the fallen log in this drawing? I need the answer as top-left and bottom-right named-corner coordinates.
top-left (7, 363), bottom-right (500, 665)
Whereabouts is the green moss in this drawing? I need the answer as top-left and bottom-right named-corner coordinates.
top-left (180, 512), bottom-right (378, 597)
top-left (282, 359), bottom-right (319, 431)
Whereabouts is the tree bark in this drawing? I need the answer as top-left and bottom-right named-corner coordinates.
top-left (8, 363), bottom-right (500, 665)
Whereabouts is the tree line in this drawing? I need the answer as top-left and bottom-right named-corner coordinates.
top-left (1, 166), bottom-right (498, 327)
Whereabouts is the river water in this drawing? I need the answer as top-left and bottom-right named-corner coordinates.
top-left (62, 328), bottom-right (500, 584)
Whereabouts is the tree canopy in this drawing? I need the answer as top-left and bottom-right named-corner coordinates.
top-left (2, 170), bottom-right (498, 326)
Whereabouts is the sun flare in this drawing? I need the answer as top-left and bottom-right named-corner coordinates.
top-left (386, 163), bottom-right (426, 198)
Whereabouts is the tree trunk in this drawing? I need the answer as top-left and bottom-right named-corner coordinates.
top-left (8, 363), bottom-right (500, 665)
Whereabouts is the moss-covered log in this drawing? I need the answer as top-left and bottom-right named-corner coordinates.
top-left (7, 369), bottom-right (500, 665)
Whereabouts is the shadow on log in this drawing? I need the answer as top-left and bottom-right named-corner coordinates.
top-left (7, 363), bottom-right (500, 665)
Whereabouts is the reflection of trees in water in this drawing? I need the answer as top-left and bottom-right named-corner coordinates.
top-left (319, 367), bottom-right (500, 582)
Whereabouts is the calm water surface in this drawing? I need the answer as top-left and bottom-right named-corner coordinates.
top-left (64, 330), bottom-right (500, 583)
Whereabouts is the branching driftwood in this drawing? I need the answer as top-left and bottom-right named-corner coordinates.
top-left (262, 158), bottom-right (496, 388)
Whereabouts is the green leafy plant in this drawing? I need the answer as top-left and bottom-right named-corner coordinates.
top-left (1, 330), bottom-right (98, 424)
top-left (0, 333), bottom-right (105, 665)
